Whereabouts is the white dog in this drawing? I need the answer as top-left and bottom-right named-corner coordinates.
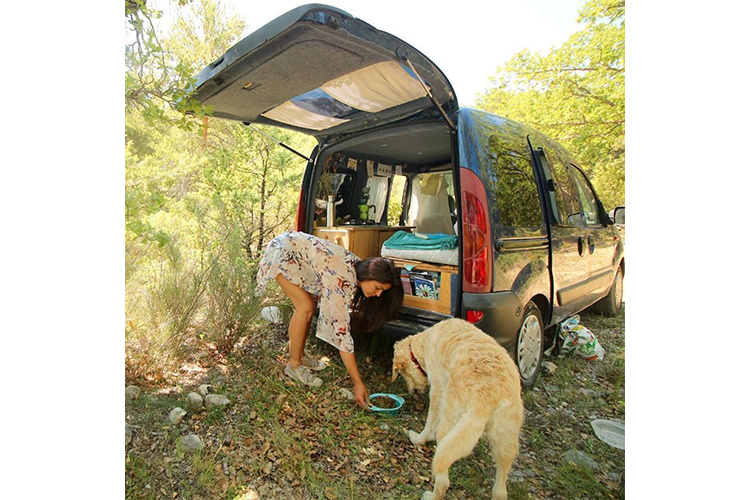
top-left (392, 318), bottom-right (524, 500)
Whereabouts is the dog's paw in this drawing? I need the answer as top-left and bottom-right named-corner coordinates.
top-left (408, 430), bottom-right (425, 445)
top-left (421, 491), bottom-right (436, 500)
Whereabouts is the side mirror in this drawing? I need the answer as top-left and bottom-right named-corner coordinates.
top-left (613, 206), bottom-right (625, 225)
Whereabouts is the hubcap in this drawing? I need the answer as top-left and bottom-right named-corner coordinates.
top-left (517, 314), bottom-right (542, 381)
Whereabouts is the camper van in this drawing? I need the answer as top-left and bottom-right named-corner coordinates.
top-left (192, 4), bottom-right (624, 387)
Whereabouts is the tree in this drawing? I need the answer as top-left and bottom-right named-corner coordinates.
top-left (163, 0), bottom-right (245, 75)
top-left (201, 122), bottom-right (313, 258)
top-left (125, 0), bottom-right (207, 128)
top-left (477, 0), bottom-right (624, 209)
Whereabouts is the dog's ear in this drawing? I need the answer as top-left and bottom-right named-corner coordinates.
top-left (391, 362), bottom-right (401, 382)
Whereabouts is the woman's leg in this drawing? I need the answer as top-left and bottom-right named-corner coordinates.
top-left (274, 274), bottom-right (315, 369)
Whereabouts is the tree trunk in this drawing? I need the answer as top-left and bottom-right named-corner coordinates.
top-left (255, 145), bottom-right (270, 257)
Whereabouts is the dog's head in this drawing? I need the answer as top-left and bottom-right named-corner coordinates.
top-left (391, 337), bottom-right (429, 395)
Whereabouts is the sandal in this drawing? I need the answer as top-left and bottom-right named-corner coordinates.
top-left (302, 354), bottom-right (327, 372)
top-left (284, 364), bottom-right (323, 387)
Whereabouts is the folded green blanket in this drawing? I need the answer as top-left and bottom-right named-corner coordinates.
top-left (383, 230), bottom-right (458, 250)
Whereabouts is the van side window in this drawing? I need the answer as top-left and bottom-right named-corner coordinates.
top-left (569, 165), bottom-right (601, 226)
top-left (387, 174), bottom-right (407, 226)
top-left (544, 149), bottom-right (584, 227)
top-left (487, 135), bottom-right (543, 228)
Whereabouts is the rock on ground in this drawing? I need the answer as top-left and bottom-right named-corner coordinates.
top-left (125, 386), bottom-right (141, 400)
top-left (563, 449), bottom-right (599, 470)
top-left (198, 384), bottom-right (213, 397)
top-left (177, 434), bottom-right (204, 455)
top-left (185, 392), bottom-right (203, 411)
top-left (204, 394), bottom-right (230, 409)
top-left (169, 407), bottom-right (187, 424)
top-left (339, 388), bottom-right (355, 401)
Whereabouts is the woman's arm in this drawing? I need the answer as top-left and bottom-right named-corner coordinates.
top-left (339, 350), bottom-right (369, 408)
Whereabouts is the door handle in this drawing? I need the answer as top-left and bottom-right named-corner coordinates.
top-left (577, 236), bottom-right (584, 256)
top-left (588, 235), bottom-right (595, 254)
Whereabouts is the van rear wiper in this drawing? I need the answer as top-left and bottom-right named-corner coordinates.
top-left (403, 58), bottom-right (456, 132)
top-left (243, 122), bottom-right (313, 163)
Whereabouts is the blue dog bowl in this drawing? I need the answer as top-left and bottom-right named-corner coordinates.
top-left (368, 393), bottom-right (404, 416)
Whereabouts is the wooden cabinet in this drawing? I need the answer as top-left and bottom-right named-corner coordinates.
top-left (313, 226), bottom-right (413, 260)
top-left (390, 258), bottom-right (457, 315)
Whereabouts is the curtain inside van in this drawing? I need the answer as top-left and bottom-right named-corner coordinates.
top-left (409, 173), bottom-right (454, 235)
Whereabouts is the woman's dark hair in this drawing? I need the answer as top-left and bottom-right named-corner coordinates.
top-left (350, 257), bottom-right (404, 334)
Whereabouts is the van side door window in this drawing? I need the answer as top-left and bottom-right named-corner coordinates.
top-left (544, 148), bottom-right (585, 228)
top-left (568, 165), bottom-right (601, 227)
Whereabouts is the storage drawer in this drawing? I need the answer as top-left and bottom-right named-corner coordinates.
top-left (313, 229), bottom-right (348, 249)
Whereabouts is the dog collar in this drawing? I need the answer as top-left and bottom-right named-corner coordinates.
top-left (410, 343), bottom-right (427, 377)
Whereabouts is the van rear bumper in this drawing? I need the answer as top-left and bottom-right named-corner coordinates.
top-left (462, 291), bottom-right (523, 349)
top-left (377, 306), bottom-right (451, 340)
top-left (377, 291), bottom-right (523, 351)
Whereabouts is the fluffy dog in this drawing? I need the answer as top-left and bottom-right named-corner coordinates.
top-left (392, 318), bottom-right (523, 500)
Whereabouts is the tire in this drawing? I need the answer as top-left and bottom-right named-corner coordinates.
top-left (596, 265), bottom-right (624, 316)
top-left (516, 302), bottom-right (544, 389)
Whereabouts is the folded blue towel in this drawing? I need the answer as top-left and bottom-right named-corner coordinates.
top-left (383, 230), bottom-right (458, 250)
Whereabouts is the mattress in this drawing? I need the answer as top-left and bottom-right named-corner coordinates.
top-left (381, 245), bottom-right (459, 266)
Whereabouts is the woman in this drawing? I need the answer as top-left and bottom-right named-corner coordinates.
top-left (256, 231), bottom-right (403, 407)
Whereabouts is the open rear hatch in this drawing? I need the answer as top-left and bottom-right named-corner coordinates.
top-left (192, 4), bottom-right (457, 139)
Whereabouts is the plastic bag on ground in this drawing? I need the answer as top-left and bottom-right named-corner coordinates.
top-left (557, 315), bottom-right (605, 361)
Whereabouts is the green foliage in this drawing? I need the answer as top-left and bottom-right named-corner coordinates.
top-left (477, 0), bottom-right (624, 208)
top-left (163, 0), bottom-right (246, 75)
top-left (125, 0), bottom-right (314, 381)
top-left (125, 0), bottom-right (216, 130)
top-left (201, 220), bottom-right (262, 356)
top-left (201, 121), bottom-right (313, 258)
top-left (387, 175), bottom-right (407, 226)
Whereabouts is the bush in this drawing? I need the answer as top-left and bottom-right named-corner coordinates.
top-left (126, 235), bottom-right (211, 382)
top-left (202, 227), bottom-right (263, 356)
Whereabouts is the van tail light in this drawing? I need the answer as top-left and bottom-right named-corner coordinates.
top-left (460, 167), bottom-right (491, 293)
top-left (464, 245), bottom-right (488, 285)
top-left (466, 310), bottom-right (485, 323)
top-left (295, 189), bottom-right (306, 232)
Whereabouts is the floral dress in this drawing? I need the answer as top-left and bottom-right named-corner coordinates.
top-left (256, 231), bottom-right (360, 353)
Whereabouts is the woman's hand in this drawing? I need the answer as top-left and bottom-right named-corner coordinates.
top-left (339, 350), bottom-right (369, 408)
top-left (353, 382), bottom-right (370, 409)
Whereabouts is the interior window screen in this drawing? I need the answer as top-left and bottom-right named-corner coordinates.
top-left (545, 149), bottom-right (584, 227)
top-left (261, 62), bottom-right (428, 131)
top-left (569, 166), bottom-right (601, 226)
top-left (486, 135), bottom-right (543, 228)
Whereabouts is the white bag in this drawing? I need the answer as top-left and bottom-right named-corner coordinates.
top-left (557, 315), bottom-right (605, 361)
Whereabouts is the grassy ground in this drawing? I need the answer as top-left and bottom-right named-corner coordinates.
top-left (125, 307), bottom-right (624, 500)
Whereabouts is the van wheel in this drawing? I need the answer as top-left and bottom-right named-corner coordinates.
top-left (516, 302), bottom-right (543, 389)
top-left (596, 266), bottom-right (624, 316)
